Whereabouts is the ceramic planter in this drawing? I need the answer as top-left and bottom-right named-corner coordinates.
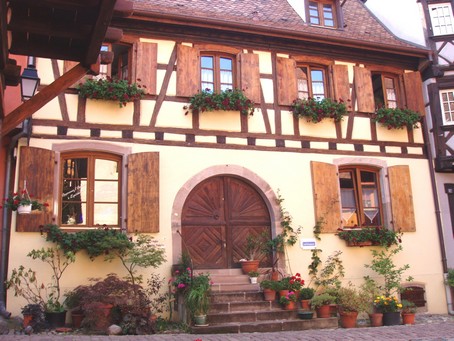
top-left (263, 289), bottom-right (276, 301)
top-left (193, 314), bottom-right (208, 326)
top-left (382, 311), bottom-right (401, 326)
top-left (45, 311), bottom-right (67, 329)
top-left (402, 312), bottom-right (415, 325)
top-left (339, 311), bottom-right (358, 328)
top-left (240, 260), bottom-right (259, 274)
top-left (369, 312), bottom-right (383, 327)
top-left (297, 311), bottom-right (314, 319)
top-left (17, 204), bottom-right (32, 214)
top-left (315, 304), bottom-right (331, 318)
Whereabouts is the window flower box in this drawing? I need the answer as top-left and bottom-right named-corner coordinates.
top-left (371, 107), bottom-right (422, 130)
top-left (336, 227), bottom-right (402, 247)
top-left (291, 97), bottom-right (347, 123)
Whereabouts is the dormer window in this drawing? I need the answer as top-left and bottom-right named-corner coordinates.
top-left (428, 3), bottom-right (454, 36)
top-left (308, 0), bottom-right (337, 28)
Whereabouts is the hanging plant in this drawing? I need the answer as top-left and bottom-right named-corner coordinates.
top-left (291, 97), bottom-right (347, 123)
top-left (372, 107), bottom-right (422, 130)
top-left (184, 88), bottom-right (255, 116)
top-left (77, 77), bottom-right (145, 108)
top-left (1, 189), bottom-right (48, 212)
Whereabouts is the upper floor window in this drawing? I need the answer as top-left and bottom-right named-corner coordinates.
top-left (372, 73), bottom-right (398, 109)
top-left (297, 66), bottom-right (327, 99)
top-left (60, 151), bottom-right (121, 227)
top-left (201, 54), bottom-right (234, 92)
top-left (99, 43), bottom-right (131, 80)
top-left (339, 166), bottom-right (383, 228)
top-left (429, 3), bottom-right (454, 36)
top-left (440, 89), bottom-right (454, 125)
top-left (308, 0), bottom-right (336, 28)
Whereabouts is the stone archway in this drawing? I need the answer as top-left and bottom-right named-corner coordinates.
top-left (171, 165), bottom-right (282, 269)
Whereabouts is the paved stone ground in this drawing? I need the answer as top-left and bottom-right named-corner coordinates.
top-left (2, 314), bottom-right (454, 341)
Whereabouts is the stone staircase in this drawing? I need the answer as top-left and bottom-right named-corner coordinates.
top-left (191, 269), bottom-right (338, 334)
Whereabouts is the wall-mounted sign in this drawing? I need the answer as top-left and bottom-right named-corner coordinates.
top-left (300, 238), bottom-right (317, 250)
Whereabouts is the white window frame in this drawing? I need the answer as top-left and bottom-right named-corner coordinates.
top-left (440, 89), bottom-right (454, 125)
top-left (429, 3), bottom-right (454, 36)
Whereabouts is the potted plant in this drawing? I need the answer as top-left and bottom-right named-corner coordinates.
top-left (279, 291), bottom-right (298, 310)
top-left (291, 97), bottom-right (347, 123)
top-left (2, 189), bottom-right (48, 214)
top-left (401, 299), bottom-right (417, 325)
top-left (374, 295), bottom-right (402, 326)
top-left (310, 293), bottom-right (336, 318)
top-left (361, 277), bottom-right (383, 327)
top-left (77, 77), bottom-right (145, 108)
top-left (6, 246), bottom-right (75, 328)
top-left (239, 233), bottom-right (267, 274)
top-left (248, 270), bottom-right (260, 284)
top-left (372, 107), bottom-right (422, 130)
top-left (337, 284), bottom-right (368, 328)
top-left (184, 88), bottom-right (255, 116)
top-left (336, 227), bottom-right (402, 247)
top-left (260, 279), bottom-right (279, 301)
top-left (299, 287), bottom-right (315, 310)
top-left (21, 304), bottom-right (46, 332)
top-left (185, 272), bottom-right (211, 326)
top-left (64, 289), bottom-right (84, 329)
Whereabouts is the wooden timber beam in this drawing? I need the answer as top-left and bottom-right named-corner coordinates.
top-left (1, 63), bottom-right (90, 135)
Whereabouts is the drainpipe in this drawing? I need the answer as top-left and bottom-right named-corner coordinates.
top-left (0, 118), bottom-right (30, 318)
top-left (422, 115), bottom-right (452, 314)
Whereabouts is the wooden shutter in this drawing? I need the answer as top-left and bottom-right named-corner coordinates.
top-left (403, 71), bottom-right (425, 116)
top-left (133, 41), bottom-right (157, 95)
top-left (332, 64), bottom-right (350, 103)
top-left (354, 66), bottom-right (375, 113)
top-left (239, 53), bottom-right (261, 104)
top-left (388, 165), bottom-right (416, 232)
top-left (127, 152), bottom-right (159, 233)
top-left (310, 161), bottom-right (341, 233)
top-left (17, 147), bottom-right (55, 232)
top-left (276, 57), bottom-right (297, 105)
top-left (176, 44), bottom-right (199, 97)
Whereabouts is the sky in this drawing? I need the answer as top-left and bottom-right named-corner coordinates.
top-left (365, 0), bottom-right (426, 46)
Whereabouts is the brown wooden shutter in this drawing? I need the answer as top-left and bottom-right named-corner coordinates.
top-left (127, 152), bottom-right (159, 233)
top-left (133, 41), bottom-right (157, 95)
top-left (239, 53), bottom-right (261, 104)
top-left (310, 161), bottom-right (341, 233)
top-left (17, 147), bottom-right (55, 232)
top-left (354, 66), bottom-right (375, 113)
top-left (388, 165), bottom-right (416, 232)
top-left (176, 44), bottom-right (199, 97)
top-left (403, 71), bottom-right (425, 116)
top-left (276, 57), bottom-right (297, 105)
top-left (332, 64), bottom-right (350, 103)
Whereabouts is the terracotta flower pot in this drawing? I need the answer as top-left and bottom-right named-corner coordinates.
top-left (369, 312), bottom-right (383, 327)
top-left (301, 299), bottom-right (311, 310)
top-left (284, 301), bottom-right (296, 310)
top-left (23, 313), bottom-right (33, 328)
top-left (315, 304), bottom-right (331, 318)
top-left (402, 312), bottom-right (415, 325)
top-left (263, 288), bottom-right (276, 301)
top-left (339, 311), bottom-right (358, 328)
top-left (240, 260), bottom-right (259, 274)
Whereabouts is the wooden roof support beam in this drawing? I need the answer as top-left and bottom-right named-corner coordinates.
top-left (114, 0), bottom-right (134, 17)
top-left (1, 63), bottom-right (91, 135)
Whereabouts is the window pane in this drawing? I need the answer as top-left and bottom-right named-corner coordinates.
top-left (94, 181), bottom-right (118, 202)
top-left (323, 4), bottom-right (334, 27)
top-left (220, 70), bottom-right (233, 89)
top-left (309, 2), bottom-right (320, 25)
top-left (62, 202), bottom-right (86, 225)
top-left (95, 159), bottom-right (118, 180)
top-left (440, 89), bottom-right (454, 125)
top-left (201, 56), bottom-right (213, 68)
top-left (220, 57), bottom-right (232, 71)
top-left (311, 69), bottom-right (325, 99)
top-left (94, 204), bottom-right (118, 225)
top-left (339, 171), bottom-right (358, 227)
top-left (430, 4), bottom-right (454, 35)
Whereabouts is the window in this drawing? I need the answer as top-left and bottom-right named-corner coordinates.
top-left (297, 66), bottom-right (327, 99)
top-left (372, 73), bottom-right (398, 109)
top-left (308, 0), bottom-right (336, 28)
top-left (200, 54), bottom-right (234, 92)
top-left (60, 152), bottom-right (121, 227)
top-left (99, 43), bottom-right (131, 80)
top-left (339, 166), bottom-right (383, 228)
top-left (429, 3), bottom-right (454, 36)
top-left (440, 89), bottom-right (454, 125)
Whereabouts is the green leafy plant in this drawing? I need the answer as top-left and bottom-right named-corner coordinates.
top-left (337, 283), bottom-right (369, 313)
top-left (372, 107), bottom-right (422, 130)
top-left (6, 246), bottom-right (76, 312)
top-left (259, 279), bottom-right (280, 291)
top-left (446, 268), bottom-right (454, 287)
top-left (248, 270), bottom-right (260, 278)
top-left (184, 88), bottom-right (255, 116)
top-left (310, 293), bottom-right (336, 309)
top-left (373, 295), bottom-right (402, 313)
top-left (171, 267), bottom-right (193, 294)
top-left (185, 273), bottom-right (211, 317)
top-left (336, 227), bottom-right (402, 247)
top-left (1, 189), bottom-right (48, 211)
top-left (77, 77), bottom-right (145, 108)
top-left (401, 299), bottom-right (417, 313)
top-left (364, 245), bottom-right (412, 296)
top-left (299, 287), bottom-right (315, 300)
top-left (278, 273), bottom-right (304, 291)
top-left (291, 97), bottom-right (347, 123)
top-left (308, 250), bottom-right (345, 290)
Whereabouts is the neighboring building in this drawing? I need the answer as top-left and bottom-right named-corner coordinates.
top-left (3, 0), bottom-right (448, 317)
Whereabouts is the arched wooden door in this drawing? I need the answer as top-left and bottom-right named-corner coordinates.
top-left (181, 176), bottom-right (272, 269)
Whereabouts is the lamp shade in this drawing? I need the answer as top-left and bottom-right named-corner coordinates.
top-left (20, 58), bottom-right (40, 101)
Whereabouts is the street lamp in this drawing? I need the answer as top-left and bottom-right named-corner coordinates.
top-left (20, 56), bottom-right (40, 101)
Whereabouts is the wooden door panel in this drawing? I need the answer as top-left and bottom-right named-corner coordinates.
top-left (231, 225), bottom-right (272, 267)
top-left (181, 225), bottom-right (226, 269)
top-left (226, 177), bottom-right (270, 223)
top-left (182, 177), bottom-right (225, 225)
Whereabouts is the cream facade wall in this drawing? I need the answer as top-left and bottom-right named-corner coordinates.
top-left (5, 134), bottom-right (446, 315)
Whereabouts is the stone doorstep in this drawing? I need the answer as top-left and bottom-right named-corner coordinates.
top-left (210, 291), bottom-right (264, 303)
top-left (191, 317), bottom-right (339, 334)
top-left (210, 300), bottom-right (279, 314)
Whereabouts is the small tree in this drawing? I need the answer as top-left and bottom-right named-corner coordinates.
top-left (364, 245), bottom-right (412, 296)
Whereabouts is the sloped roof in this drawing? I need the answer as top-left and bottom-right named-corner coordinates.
top-left (131, 0), bottom-right (428, 55)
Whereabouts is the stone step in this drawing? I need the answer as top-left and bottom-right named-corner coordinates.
top-left (211, 300), bottom-right (280, 314)
top-left (210, 291), bottom-right (264, 303)
top-left (211, 282), bottom-right (260, 292)
top-left (191, 316), bottom-right (339, 334)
